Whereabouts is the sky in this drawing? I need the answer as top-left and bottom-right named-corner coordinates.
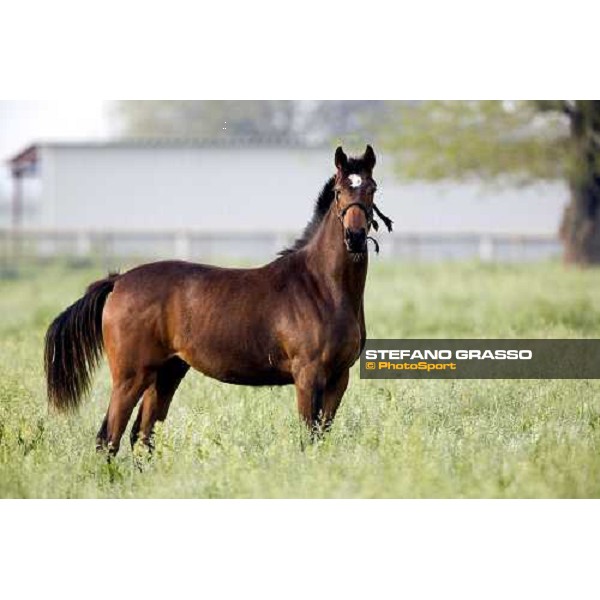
top-left (0, 101), bottom-right (113, 195)
top-left (0, 100), bottom-right (112, 157)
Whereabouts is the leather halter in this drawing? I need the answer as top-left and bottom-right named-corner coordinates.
top-left (333, 186), bottom-right (393, 254)
top-left (336, 200), bottom-right (374, 228)
top-left (334, 189), bottom-right (374, 228)
top-left (334, 189), bottom-right (380, 253)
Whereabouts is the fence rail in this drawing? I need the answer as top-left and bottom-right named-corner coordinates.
top-left (0, 228), bottom-right (562, 266)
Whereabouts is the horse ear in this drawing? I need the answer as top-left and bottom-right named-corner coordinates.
top-left (335, 146), bottom-right (348, 171)
top-left (363, 145), bottom-right (376, 171)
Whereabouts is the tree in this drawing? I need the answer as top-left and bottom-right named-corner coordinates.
top-left (115, 100), bottom-right (388, 145)
top-left (116, 101), bottom-right (299, 139)
top-left (301, 101), bottom-right (390, 144)
top-left (383, 101), bottom-right (600, 265)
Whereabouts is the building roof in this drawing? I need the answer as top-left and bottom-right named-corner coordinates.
top-left (7, 136), bottom-right (326, 172)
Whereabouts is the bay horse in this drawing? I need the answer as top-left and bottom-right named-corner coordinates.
top-left (44, 145), bottom-right (392, 455)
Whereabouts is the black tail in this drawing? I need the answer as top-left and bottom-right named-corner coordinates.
top-left (44, 273), bottom-right (119, 412)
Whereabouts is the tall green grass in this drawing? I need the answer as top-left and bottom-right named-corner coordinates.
top-left (1, 260), bottom-right (599, 497)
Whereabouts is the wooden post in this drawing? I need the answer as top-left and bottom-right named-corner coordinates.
top-left (479, 235), bottom-right (494, 262)
top-left (76, 230), bottom-right (91, 258)
top-left (10, 169), bottom-right (23, 269)
top-left (12, 170), bottom-right (23, 230)
top-left (174, 230), bottom-right (191, 260)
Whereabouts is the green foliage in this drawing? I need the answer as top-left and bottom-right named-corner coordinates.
top-left (1, 262), bottom-right (600, 498)
top-left (116, 100), bottom-right (297, 139)
top-left (115, 100), bottom-right (388, 143)
top-left (384, 101), bottom-right (571, 183)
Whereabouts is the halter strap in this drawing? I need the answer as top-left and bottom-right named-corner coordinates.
top-left (334, 189), bottom-right (393, 255)
top-left (336, 200), bottom-right (374, 225)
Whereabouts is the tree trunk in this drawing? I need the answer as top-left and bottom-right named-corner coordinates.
top-left (561, 101), bottom-right (600, 265)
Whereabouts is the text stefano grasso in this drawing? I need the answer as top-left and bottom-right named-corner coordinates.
top-left (360, 340), bottom-right (600, 379)
top-left (364, 349), bottom-right (533, 360)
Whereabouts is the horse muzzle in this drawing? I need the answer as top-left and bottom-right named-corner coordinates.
top-left (344, 227), bottom-right (367, 254)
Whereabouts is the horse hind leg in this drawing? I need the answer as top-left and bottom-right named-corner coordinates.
top-left (95, 374), bottom-right (150, 457)
top-left (100, 368), bottom-right (154, 457)
top-left (96, 415), bottom-right (109, 452)
top-left (130, 357), bottom-right (189, 451)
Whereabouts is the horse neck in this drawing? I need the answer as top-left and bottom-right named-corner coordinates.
top-left (305, 207), bottom-right (368, 313)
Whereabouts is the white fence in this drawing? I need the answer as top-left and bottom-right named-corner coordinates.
top-left (0, 229), bottom-right (562, 265)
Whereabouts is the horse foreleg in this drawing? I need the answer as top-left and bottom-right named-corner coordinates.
top-left (293, 363), bottom-right (326, 436)
top-left (322, 370), bottom-right (350, 432)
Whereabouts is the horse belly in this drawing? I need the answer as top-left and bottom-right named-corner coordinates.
top-left (177, 344), bottom-right (292, 387)
top-left (189, 360), bottom-right (293, 386)
top-left (214, 370), bottom-right (293, 386)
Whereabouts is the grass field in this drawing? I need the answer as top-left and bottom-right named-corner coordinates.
top-left (1, 260), bottom-right (600, 498)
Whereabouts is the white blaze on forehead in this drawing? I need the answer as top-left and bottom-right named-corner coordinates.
top-left (348, 174), bottom-right (362, 188)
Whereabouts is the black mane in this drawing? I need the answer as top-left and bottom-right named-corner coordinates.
top-left (279, 176), bottom-right (336, 256)
top-left (280, 157), bottom-right (373, 256)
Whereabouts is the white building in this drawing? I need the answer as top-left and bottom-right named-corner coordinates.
top-left (4, 139), bottom-right (567, 261)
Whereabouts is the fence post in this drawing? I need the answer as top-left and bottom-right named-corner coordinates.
top-left (479, 235), bottom-right (494, 262)
top-left (76, 231), bottom-right (91, 258)
top-left (273, 232), bottom-right (290, 256)
top-left (380, 233), bottom-right (395, 258)
top-left (175, 230), bottom-right (191, 260)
